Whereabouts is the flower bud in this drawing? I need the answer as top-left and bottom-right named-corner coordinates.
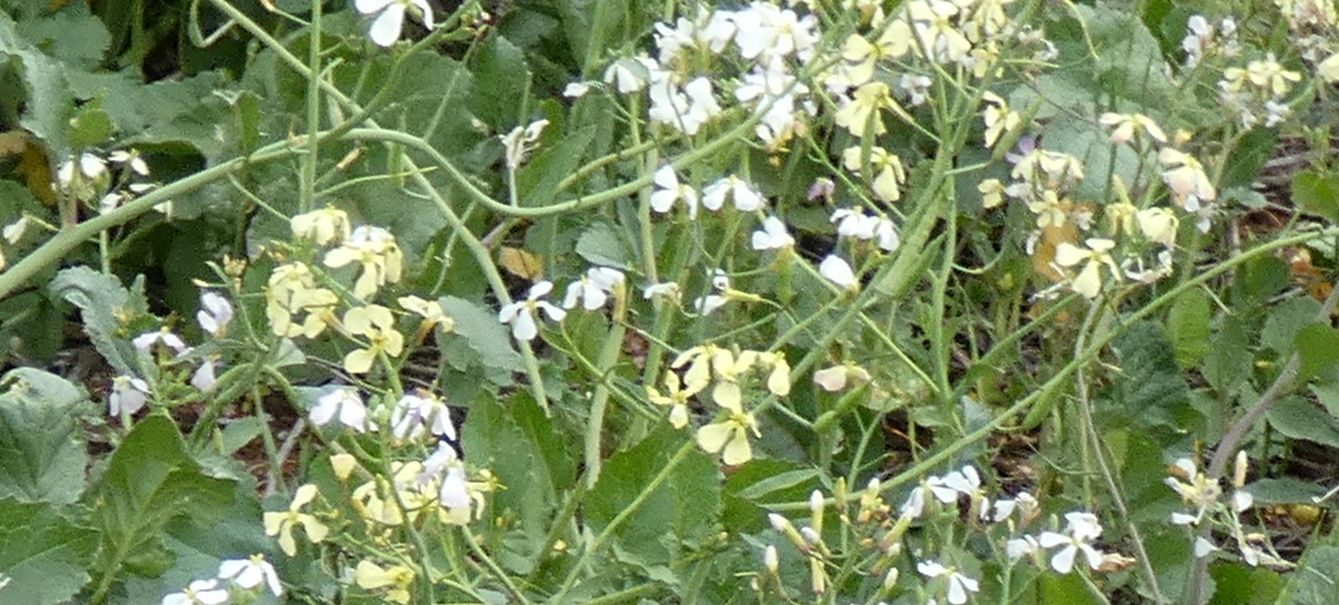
top-left (809, 490), bottom-right (826, 534)
top-left (763, 545), bottom-right (779, 576)
top-left (1233, 450), bottom-right (1249, 489)
top-left (882, 567), bottom-right (899, 592)
top-left (768, 513), bottom-right (808, 551)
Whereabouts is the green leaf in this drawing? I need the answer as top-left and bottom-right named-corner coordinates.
top-left (1263, 298), bottom-right (1322, 355)
top-left (1294, 324), bottom-right (1339, 381)
top-left (1110, 322), bottom-right (1192, 429)
top-left (1168, 289), bottom-right (1211, 368)
top-left (1245, 478), bottom-right (1326, 505)
top-left (0, 12), bottom-right (74, 155)
top-left (586, 428), bottom-right (720, 570)
top-left (0, 499), bottom-right (99, 605)
top-left (48, 266), bottom-right (150, 376)
top-left (1204, 317), bottom-right (1253, 395)
top-left (1266, 397), bottom-right (1339, 449)
top-left (1039, 572), bottom-right (1104, 604)
top-left (575, 221), bottom-right (632, 270)
top-left (1275, 545), bottom-right (1339, 604)
top-left (91, 416), bottom-right (235, 589)
top-left (518, 126), bottom-right (595, 207)
top-left (15, 4), bottom-right (110, 70)
top-left (1292, 170), bottom-right (1339, 223)
top-left (0, 369), bottom-right (90, 505)
top-left (1208, 563), bottom-right (1282, 605)
top-left (469, 35), bottom-right (531, 130)
top-left (438, 296), bottom-right (524, 386)
top-left (1235, 256), bottom-right (1290, 308)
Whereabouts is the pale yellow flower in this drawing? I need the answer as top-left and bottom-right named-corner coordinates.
top-left (262, 484), bottom-right (329, 556)
top-left (1099, 113), bottom-right (1167, 146)
top-left (342, 305), bottom-right (405, 373)
top-left (265, 263), bottom-right (338, 338)
top-left (646, 371), bottom-right (704, 429)
top-left (842, 146), bottom-right (907, 202)
top-left (840, 21), bottom-right (913, 85)
top-left (1158, 148), bottom-right (1216, 211)
top-left (398, 295), bottom-right (454, 332)
top-left (1054, 238), bottom-right (1120, 298)
top-left (982, 92), bottom-right (1020, 149)
top-left (1137, 208), bottom-right (1179, 247)
top-left (834, 82), bottom-right (893, 137)
top-left (290, 207), bottom-right (351, 245)
top-left (1319, 52), bottom-right (1339, 83)
top-left (978, 178), bottom-right (1005, 209)
top-left (696, 388), bottom-right (760, 466)
top-left (354, 560), bottom-right (415, 604)
top-left (323, 226), bottom-right (404, 300)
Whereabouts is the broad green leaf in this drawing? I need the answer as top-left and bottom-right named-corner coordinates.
top-left (460, 392), bottom-right (559, 574)
top-left (91, 416), bottom-right (235, 589)
top-left (15, 4), bottom-right (110, 70)
top-left (0, 369), bottom-right (90, 505)
top-left (0, 499), bottom-right (99, 605)
top-left (518, 125), bottom-right (595, 207)
top-left (1168, 289), bottom-right (1211, 368)
top-left (469, 35), bottom-right (531, 130)
top-left (1245, 478), bottom-right (1327, 505)
top-left (585, 427), bottom-right (720, 571)
top-left (1208, 563), bottom-right (1282, 605)
top-left (1110, 321), bottom-right (1192, 430)
top-left (0, 12), bottom-right (74, 155)
top-left (48, 266), bottom-right (150, 376)
top-left (1038, 572), bottom-right (1104, 604)
top-left (1275, 545), bottom-right (1339, 604)
top-left (1292, 170), bottom-right (1339, 223)
top-left (1294, 324), bottom-right (1339, 381)
top-left (1262, 298), bottom-right (1322, 354)
top-left (1222, 129), bottom-right (1278, 190)
top-left (1204, 317), bottom-right (1253, 395)
top-left (438, 296), bottom-right (524, 386)
top-left (575, 221), bottom-right (632, 270)
top-left (1266, 397), bottom-right (1339, 449)
top-left (1235, 256), bottom-right (1290, 308)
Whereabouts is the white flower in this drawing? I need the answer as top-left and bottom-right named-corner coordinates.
top-left (1007, 535), bottom-right (1042, 561)
top-left (563, 267), bottom-right (626, 310)
top-left (391, 391), bottom-right (455, 441)
top-left (819, 255), bottom-right (858, 290)
top-left (702, 175), bottom-right (765, 212)
top-left (2, 216), bottom-right (31, 245)
top-left (1038, 512), bottom-right (1105, 574)
top-left (191, 359), bottom-right (218, 392)
top-left (830, 208), bottom-right (900, 252)
top-left (917, 560), bottom-right (980, 605)
top-left (161, 579), bottom-right (230, 605)
top-left (56, 153), bottom-right (108, 188)
top-left (197, 292), bottom-right (234, 337)
top-left (310, 388), bottom-right (370, 432)
top-left (603, 57), bottom-right (656, 93)
top-left (217, 554), bottom-right (281, 596)
top-left (562, 82), bottom-right (591, 98)
top-left (1159, 148), bottom-right (1216, 211)
top-left (109, 375), bottom-right (151, 417)
top-left (1194, 537), bottom-right (1219, 558)
top-left (420, 442), bottom-right (472, 509)
top-left (643, 281), bottom-right (682, 302)
top-left (497, 281), bottom-right (567, 341)
top-left (650, 166), bottom-right (700, 218)
top-left (751, 216), bottom-right (794, 250)
top-left (356, 0), bottom-right (434, 47)
top-left (133, 329), bottom-right (191, 356)
top-left (109, 150), bottom-right (150, 176)
top-left (648, 76), bottom-right (722, 135)
top-left (500, 119), bottom-right (549, 169)
top-left (693, 294), bottom-right (729, 316)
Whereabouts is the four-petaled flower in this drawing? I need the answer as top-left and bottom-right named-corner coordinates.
top-left (109, 375), bottom-right (151, 417)
top-left (695, 384), bottom-right (760, 466)
top-left (563, 267), bottom-right (626, 310)
top-left (917, 560), bottom-right (980, 605)
top-left (498, 281), bottom-right (567, 341)
top-left (263, 484), bottom-right (329, 556)
top-left (651, 166), bottom-right (701, 218)
top-left (342, 305), bottom-right (405, 373)
top-left (197, 291), bottom-right (234, 338)
top-left (161, 579), bottom-right (229, 605)
top-left (218, 554), bottom-right (282, 596)
top-left (646, 371), bottom-right (705, 429)
top-left (310, 387), bottom-right (370, 432)
top-left (1038, 512), bottom-right (1106, 574)
top-left (391, 391), bottom-right (456, 441)
top-left (1054, 238), bottom-right (1120, 298)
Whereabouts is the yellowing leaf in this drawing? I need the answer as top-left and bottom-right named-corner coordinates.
top-left (17, 142), bottom-right (56, 205)
top-left (498, 247), bottom-right (543, 280)
top-left (0, 130), bottom-right (25, 157)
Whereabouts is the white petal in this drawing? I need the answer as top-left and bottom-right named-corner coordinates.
top-left (1050, 544), bottom-right (1077, 574)
top-left (368, 4), bottom-right (406, 46)
top-left (819, 255), bottom-right (857, 289)
top-left (512, 309), bottom-right (538, 341)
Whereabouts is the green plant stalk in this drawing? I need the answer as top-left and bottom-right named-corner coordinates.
top-left (585, 287), bottom-right (630, 488)
top-left (462, 526), bottom-right (534, 605)
top-left (300, 0), bottom-right (322, 213)
top-left (768, 225), bottom-right (1339, 512)
top-left (0, 142), bottom-right (299, 300)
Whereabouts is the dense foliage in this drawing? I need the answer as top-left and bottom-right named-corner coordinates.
top-left (2, 0), bottom-right (1339, 603)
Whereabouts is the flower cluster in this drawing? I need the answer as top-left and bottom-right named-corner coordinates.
top-left (1166, 453), bottom-right (1289, 568)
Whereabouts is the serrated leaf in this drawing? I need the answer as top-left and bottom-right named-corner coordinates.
top-left (15, 4), bottom-right (110, 70)
top-left (0, 499), bottom-right (99, 605)
top-left (0, 369), bottom-right (90, 505)
top-left (0, 12), bottom-right (74, 155)
top-left (585, 427), bottom-right (720, 570)
top-left (91, 416), bottom-right (235, 592)
top-left (48, 266), bottom-right (149, 376)
top-left (1168, 289), bottom-right (1211, 368)
top-left (1266, 397), bottom-right (1339, 449)
top-left (1111, 321), bottom-right (1192, 428)
top-left (1275, 545), bottom-right (1339, 604)
top-left (438, 296), bottom-right (523, 386)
